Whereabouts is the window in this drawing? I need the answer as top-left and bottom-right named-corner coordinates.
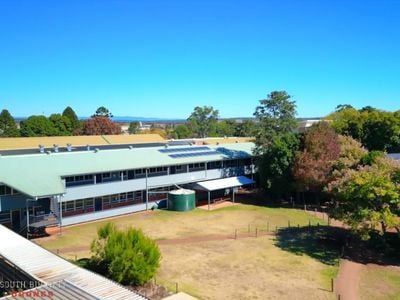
top-left (120, 193), bottom-right (127, 202)
top-left (84, 175), bottom-right (93, 180)
top-left (127, 192), bottom-right (134, 199)
top-left (149, 168), bottom-right (156, 173)
top-left (135, 169), bottom-right (142, 175)
top-left (102, 195), bottom-right (110, 205)
top-left (110, 194), bottom-right (119, 204)
top-left (156, 167), bottom-right (163, 172)
top-left (134, 191), bottom-right (142, 200)
top-left (0, 185), bottom-right (12, 196)
top-left (65, 201), bottom-right (75, 211)
top-left (176, 165), bottom-right (182, 170)
top-left (75, 200), bottom-right (84, 210)
top-left (102, 173), bottom-right (111, 179)
top-left (85, 198), bottom-right (94, 209)
top-left (127, 170), bottom-right (135, 179)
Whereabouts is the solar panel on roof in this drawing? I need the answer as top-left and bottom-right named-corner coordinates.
top-left (169, 150), bottom-right (220, 158)
top-left (159, 146), bottom-right (210, 153)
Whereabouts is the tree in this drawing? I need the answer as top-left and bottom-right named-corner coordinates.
top-left (216, 120), bottom-right (236, 137)
top-left (20, 115), bottom-right (55, 137)
top-left (293, 122), bottom-right (340, 196)
top-left (328, 157), bottom-right (400, 237)
top-left (173, 124), bottom-right (192, 139)
top-left (335, 104), bottom-right (354, 112)
top-left (90, 223), bottom-right (161, 286)
top-left (331, 135), bottom-right (367, 176)
top-left (49, 114), bottom-right (73, 136)
top-left (81, 116), bottom-right (121, 135)
top-left (187, 106), bottom-right (219, 138)
top-left (62, 106), bottom-right (80, 133)
top-left (128, 121), bottom-right (140, 134)
top-left (253, 91), bottom-right (299, 197)
top-left (328, 108), bottom-right (364, 141)
top-left (0, 109), bottom-right (19, 137)
top-left (235, 119), bottom-right (257, 137)
top-left (92, 106), bottom-right (113, 118)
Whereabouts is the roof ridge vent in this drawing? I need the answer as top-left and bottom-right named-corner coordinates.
top-left (87, 145), bottom-right (90, 151)
top-left (46, 151), bottom-right (51, 155)
top-left (94, 148), bottom-right (100, 153)
top-left (67, 143), bottom-right (72, 152)
top-left (39, 144), bottom-right (45, 153)
top-left (53, 144), bottom-right (59, 153)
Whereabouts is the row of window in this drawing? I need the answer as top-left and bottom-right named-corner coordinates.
top-left (64, 159), bottom-right (253, 187)
top-left (62, 191), bottom-right (145, 212)
top-left (0, 185), bottom-right (20, 196)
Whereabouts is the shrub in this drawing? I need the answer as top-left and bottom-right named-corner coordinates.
top-left (90, 222), bottom-right (161, 286)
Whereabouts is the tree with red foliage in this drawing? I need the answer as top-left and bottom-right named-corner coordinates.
top-left (80, 116), bottom-right (121, 135)
top-left (293, 122), bottom-right (340, 196)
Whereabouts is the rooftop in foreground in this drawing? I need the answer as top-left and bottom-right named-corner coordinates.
top-left (0, 225), bottom-right (145, 300)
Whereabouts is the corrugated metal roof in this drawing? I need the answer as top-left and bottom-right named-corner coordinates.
top-left (0, 143), bottom-right (254, 197)
top-left (0, 134), bottom-right (165, 150)
top-left (193, 176), bottom-right (255, 191)
top-left (0, 225), bottom-right (145, 300)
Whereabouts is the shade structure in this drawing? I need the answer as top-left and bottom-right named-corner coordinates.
top-left (193, 176), bottom-right (255, 191)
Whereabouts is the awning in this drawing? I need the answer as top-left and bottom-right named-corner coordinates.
top-left (193, 176), bottom-right (255, 191)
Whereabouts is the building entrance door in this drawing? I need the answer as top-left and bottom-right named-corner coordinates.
top-left (94, 198), bottom-right (102, 212)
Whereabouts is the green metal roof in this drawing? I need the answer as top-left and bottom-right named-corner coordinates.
top-left (0, 143), bottom-right (254, 198)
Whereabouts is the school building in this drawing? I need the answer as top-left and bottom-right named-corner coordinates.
top-left (0, 135), bottom-right (256, 234)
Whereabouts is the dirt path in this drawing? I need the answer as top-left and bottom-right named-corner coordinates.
top-left (335, 259), bottom-right (363, 300)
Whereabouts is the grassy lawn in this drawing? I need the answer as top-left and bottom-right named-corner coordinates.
top-left (34, 204), bottom-right (337, 299)
top-left (359, 266), bottom-right (400, 300)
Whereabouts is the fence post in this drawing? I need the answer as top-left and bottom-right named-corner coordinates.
top-left (288, 220), bottom-right (290, 228)
top-left (275, 225), bottom-right (278, 232)
top-left (297, 224), bottom-right (300, 230)
top-left (248, 224), bottom-right (250, 234)
top-left (56, 249), bottom-right (59, 255)
top-left (331, 278), bottom-right (334, 292)
top-left (267, 222), bottom-right (269, 232)
top-left (235, 229), bottom-right (237, 240)
top-left (337, 294), bottom-right (340, 300)
top-left (256, 228), bottom-right (258, 237)
top-left (176, 282), bottom-right (178, 294)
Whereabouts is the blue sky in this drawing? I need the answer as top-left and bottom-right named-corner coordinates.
top-left (0, 0), bottom-right (399, 118)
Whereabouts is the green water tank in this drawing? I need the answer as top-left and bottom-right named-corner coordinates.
top-left (168, 189), bottom-right (196, 211)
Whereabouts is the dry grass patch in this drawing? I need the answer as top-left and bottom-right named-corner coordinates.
top-left (34, 204), bottom-right (336, 299)
top-left (360, 265), bottom-right (400, 300)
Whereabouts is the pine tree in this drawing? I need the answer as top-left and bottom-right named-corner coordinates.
top-left (0, 109), bottom-right (19, 137)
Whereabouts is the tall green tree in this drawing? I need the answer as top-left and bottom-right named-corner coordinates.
top-left (49, 114), bottom-right (73, 136)
top-left (254, 91), bottom-right (299, 197)
top-left (20, 115), bottom-right (55, 137)
top-left (0, 109), bottom-right (19, 137)
top-left (128, 121), bottom-right (140, 134)
top-left (90, 223), bottom-right (161, 286)
top-left (187, 106), bottom-right (219, 138)
top-left (62, 106), bottom-right (80, 132)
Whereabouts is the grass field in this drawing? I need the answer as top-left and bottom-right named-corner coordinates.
top-left (34, 204), bottom-right (337, 299)
top-left (359, 265), bottom-right (400, 300)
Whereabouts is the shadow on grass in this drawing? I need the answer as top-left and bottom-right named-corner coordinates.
top-left (275, 225), bottom-right (400, 267)
top-left (275, 226), bottom-right (344, 265)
